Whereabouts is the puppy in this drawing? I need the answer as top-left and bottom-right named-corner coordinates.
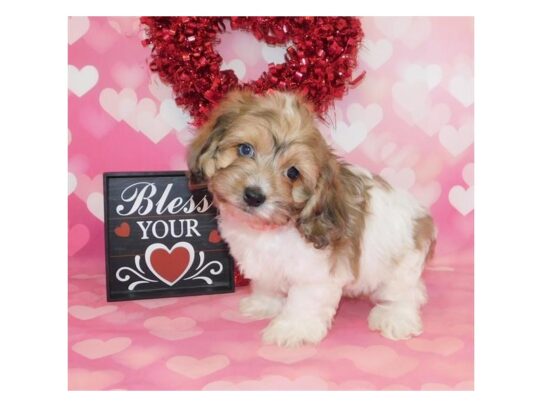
top-left (188, 90), bottom-right (436, 347)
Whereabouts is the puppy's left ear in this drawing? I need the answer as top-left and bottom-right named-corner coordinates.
top-left (187, 90), bottom-right (255, 185)
top-left (296, 159), bottom-right (350, 249)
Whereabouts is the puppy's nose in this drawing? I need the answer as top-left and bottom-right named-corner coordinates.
top-left (243, 186), bottom-right (266, 207)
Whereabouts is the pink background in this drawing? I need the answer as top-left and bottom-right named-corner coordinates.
top-left (68, 17), bottom-right (474, 390)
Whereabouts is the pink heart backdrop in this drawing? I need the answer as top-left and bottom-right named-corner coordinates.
top-left (68, 16), bottom-right (474, 390)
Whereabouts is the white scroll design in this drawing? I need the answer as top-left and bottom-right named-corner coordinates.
top-left (115, 249), bottom-right (224, 289)
top-left (184, 251), bottom-right (224, 285)
top-left (115, 255), bottom-right (158, 291)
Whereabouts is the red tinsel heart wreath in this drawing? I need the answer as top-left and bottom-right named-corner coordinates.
top-left (140, 17), bottom-right (365, 127)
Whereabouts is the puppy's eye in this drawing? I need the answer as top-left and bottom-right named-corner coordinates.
top-left (238, 143), bottom-right (255, 158)
top-left (286, 166), bottom-right (300, 180)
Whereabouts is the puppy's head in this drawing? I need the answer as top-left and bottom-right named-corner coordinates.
top-left (188, 90), bottom-right (351, 248)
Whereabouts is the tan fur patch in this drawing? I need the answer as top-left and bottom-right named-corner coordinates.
top-left (331, 166), bottom-right (371, 278)
top-left (413, 215), bottom-right (436, 261)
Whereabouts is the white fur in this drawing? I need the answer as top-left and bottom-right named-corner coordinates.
top-left (217, 168), bottom-right (433, 346)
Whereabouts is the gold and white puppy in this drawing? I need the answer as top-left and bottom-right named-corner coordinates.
top-left (188, 90), bottom-right (436, 347)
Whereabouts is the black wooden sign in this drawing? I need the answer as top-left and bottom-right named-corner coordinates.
top-left (103, 171), bottom-right (234, 301)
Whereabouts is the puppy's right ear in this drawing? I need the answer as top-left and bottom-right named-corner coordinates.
top-left (187, 112), bottom-right (230, 186)
top-left (187, 90), bottom-right (254, 186)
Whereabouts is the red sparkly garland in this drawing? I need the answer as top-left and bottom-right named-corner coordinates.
top-left (140, 17), bottom-right (365, 127)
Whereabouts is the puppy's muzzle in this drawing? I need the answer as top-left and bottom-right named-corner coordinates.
top-left (243, 186), bottom-right (266, 207)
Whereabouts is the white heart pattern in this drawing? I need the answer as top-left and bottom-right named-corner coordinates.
top-left (375, 17), bottom-right (432, 49)
top-left (439, 122), bottom-right (474, 156)
top-left (462, 163), bottom-right (474, 187)
top-left (331, 121), bottom-right (368, 153)
top-left (133, 99), bottom-right (172, 143)
top-left (111, 63), bottom-right (146, 89)
top-left (360, 39), bottom-right (393, 70)
top-left (346, 103), bottom-right (383, 133)
top-left (99, 88), bottom-right (138, 121)
top-left (99, 88), bottom-right (173, 143)
top-left (68, 65), bottom-right (99, 97)
top-left (87, 192), bottom-right (104, 221)
top-left (379, 167), bottom-right (416, 190)
top-left (392, 81), bottom-right (430, 124)
top-left (416, 103), bottom-right (451, 137)
top-left (449, 185), bottom-right (474, 215)
top-left (148, 74), bottom-right (174, 101)
top-left (68, 16), bottom-right (90, 45)
top-left (374, 17), bottom-right (412, 39)
top-left (449, 74), bottom-right (474, 107)
top-left (404, 64), bottom-right (442, 90)
top-left (68, 172), bottom-right (77, 195)
top-left (159, 99), bottom-right (191, 131)
top-left (125, 98), bottom-right (155, 131)
top-left (400, 17), bottom-right (432, 49)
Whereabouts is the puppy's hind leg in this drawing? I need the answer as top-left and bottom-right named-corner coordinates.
top-left (368, 251), bottom-right (428, 340)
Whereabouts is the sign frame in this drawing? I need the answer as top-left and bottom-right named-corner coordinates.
top-left (103, 171), bottom-right (235, 302)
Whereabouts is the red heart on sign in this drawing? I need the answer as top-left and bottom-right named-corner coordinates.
top-left (208, 229), bottom-right (222, 244)
top-left (114, 222), bottom-right (130, 237)
top-left (145, 242), bottom-right (195, 286)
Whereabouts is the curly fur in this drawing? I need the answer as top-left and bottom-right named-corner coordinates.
top-left (188, 90), bottom-right (436, 346)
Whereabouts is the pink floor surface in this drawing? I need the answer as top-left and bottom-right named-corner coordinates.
top-left (68, 17), bottom-right (474, 390)
top-left (69, 253), bottom-right (473, 390)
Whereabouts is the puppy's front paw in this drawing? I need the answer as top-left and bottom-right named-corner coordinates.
top-left (262, 316), bottom-right (328, 347)
top-left (368, 305), bottom-right (423, 340)
top-left (239, 295), bottom-right (284, 320)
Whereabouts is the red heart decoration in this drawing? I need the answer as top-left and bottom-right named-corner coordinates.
top-left (145, 242), bottom-right (194, 286)
top-left (141, 17), bottom-right (364, 126)
top-left (114, 222), bottom-right (130, 237)
top-left (208, 229), bottom-right (222, 244)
